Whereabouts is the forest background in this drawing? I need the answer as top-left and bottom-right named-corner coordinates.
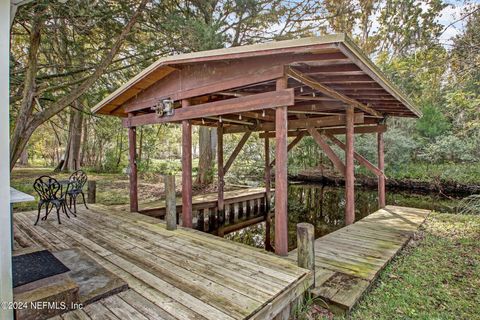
top-left (9, 0), bottom-right (480, 196)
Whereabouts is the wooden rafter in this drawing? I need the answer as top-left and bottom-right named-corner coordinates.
top-left (285, 66), bottom-right (383, 118)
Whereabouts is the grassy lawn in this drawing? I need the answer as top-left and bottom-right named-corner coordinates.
top-left (10, 167), bottom-right (166, 211)
top-left (386, 162), bottom-right (480, 185)
top-left (10, 166), bottom-right (220, 212)
top-left (302, 212), bottom-right (480, 319)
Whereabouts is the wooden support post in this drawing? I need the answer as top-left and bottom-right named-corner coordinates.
top-left (128, 121), bottom-right (138, 212)
top-left (182, 99), bottom-right (193, 228)
top-left (275, 77), bottom-right (289, 256)
top-left (345, 106), bottom-right (355, 225)
top-left (217, 123), bottom-right (225, 237)
top-left (264, 131), bottom-right (272, 251)
top-left (297, 223), bottom-right (315, 285)
top-left (165, 175), bottom-right (177, 231)
top-left (378, 131), bottom-right (386, 208)
top-left (87, 180), bottom-right (96, 204)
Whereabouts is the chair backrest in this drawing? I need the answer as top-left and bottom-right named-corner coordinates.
top-left (33, 176), bottom-right (61, 201)
top-left (69, 170), bottom-right (87, 190)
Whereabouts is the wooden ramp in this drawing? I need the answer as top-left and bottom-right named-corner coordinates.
top-left (14, 204), bottom-right (312, 320)
top-left (287, 205), bottom-right (430, 314)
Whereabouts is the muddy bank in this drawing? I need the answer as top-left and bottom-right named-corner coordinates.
top-left (290, 171), bottom-right (480, 196)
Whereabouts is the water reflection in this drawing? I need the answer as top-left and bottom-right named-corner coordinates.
top-left (226, 183), bottom-right (458, 250)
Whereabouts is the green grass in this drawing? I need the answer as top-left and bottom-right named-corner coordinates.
top-left (11, 167), bottom-right (144, 211)
top-left (387, 162), bottom-right (480, 185)
top-left (300, 212), bottom-right (480, 319)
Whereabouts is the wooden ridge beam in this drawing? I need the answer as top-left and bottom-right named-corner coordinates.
top-left (123, 89), bottom-right (294, 127)
top-left (259, 124), bottom-right (387, 138)
top-left (324, 133), bottom-right (383, 177)
top-left (224, 113), bottom-right (364, 134)
top-left (285, 66), bottom-right (383, 118)
top-left (223, 131), bottom-right (252, 174)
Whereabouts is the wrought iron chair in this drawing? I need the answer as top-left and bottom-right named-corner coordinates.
top-left (33, 176), bottom-right (71, 225)
top-left (67, 170), bottom-right (89, 213)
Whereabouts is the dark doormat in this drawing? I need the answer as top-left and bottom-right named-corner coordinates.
top-left (13, 250), bottom-right (70, 288)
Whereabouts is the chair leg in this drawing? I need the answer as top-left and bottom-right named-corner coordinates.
top-left (42, 203), bottom-right (51, 221)
top-left (73, 195), bottom-right (77, 214)
top-left (81, 192), bottom-right (89, 210)
top-left (34, 203), bottom-right (42, 225)
top-left (57, 206), bottom-right (61, 224)
top-left (63, 202), bottom-right (71, 219)
top-left (68, 201), bottom-right (77, 217)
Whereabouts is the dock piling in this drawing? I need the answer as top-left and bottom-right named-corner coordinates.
top-left (165, 174), bottom-right (177, 231)
top-left (297, 223), bottom-right (315, 285)
top-left (87, 180), bottom-right (96, 204)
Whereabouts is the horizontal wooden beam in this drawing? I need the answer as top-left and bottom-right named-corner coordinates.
top-left (286, 66), bottom-right (383, 118)
top-left (223, 113), bottom-right (364, 134)
top-left (123, 89), bottom-right (294, 127)
top-left (259, 124), bottom-right (387, 138)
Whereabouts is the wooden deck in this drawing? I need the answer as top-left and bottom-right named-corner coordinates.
top-left (287, 205), bottom-right (430, 313)
top-left (13, 204), bottom-right (312, 320)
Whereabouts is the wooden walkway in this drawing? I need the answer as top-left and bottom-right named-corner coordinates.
top-left (137, 187), bottom-right (269, 233)
top-left (287, 205), bottom-right (430, 313)
top-left (13, 204), bottom-right (312, 320)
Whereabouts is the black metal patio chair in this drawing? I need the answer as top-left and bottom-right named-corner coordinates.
top-left (33, 175), bottom-right (72, 225)
top-left (67, 170), bottom-right (89, 213)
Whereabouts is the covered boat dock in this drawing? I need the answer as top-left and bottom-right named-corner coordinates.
top-left (92, 33), bottom-right (421, 256)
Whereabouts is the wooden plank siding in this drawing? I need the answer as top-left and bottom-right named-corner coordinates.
top-left (13, 205), bottom-right (312, 320)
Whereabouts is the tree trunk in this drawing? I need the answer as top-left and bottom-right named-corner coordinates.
top-left (196, 127), bottom-right (217, 185)
top-left (9, 0), bottom-right (149, 171)
top-left (19, 149), bottom-right (28, 166)
top-left (10, 9), bottom-right (43, 170)
top-left (80, 112), bottom-right (88, 166)
top-left (61, 101), bottom-right (83, 171)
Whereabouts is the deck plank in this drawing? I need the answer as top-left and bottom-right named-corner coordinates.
top-left (287, 205), bottom-right (429, 314)
top-left (13, 205), bottom-right (311, 320)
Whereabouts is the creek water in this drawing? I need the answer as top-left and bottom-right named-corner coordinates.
top-left (226, 182), bottom-right (459, 250)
